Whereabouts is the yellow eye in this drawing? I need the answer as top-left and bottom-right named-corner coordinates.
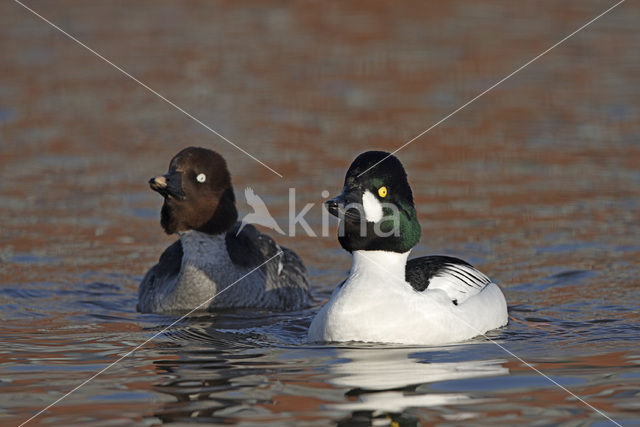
top-left (378, 186), bottom-right (388, 198)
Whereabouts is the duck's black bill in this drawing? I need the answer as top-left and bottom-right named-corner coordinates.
top-left (325, 191), bottom-right (363, 221)
top-left (149, 170), bottom-right (185, 200)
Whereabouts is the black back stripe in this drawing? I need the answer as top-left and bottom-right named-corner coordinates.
top-left (444, 264), bottom-right (490, 287)
top-left (453, 266), bottom-right (482, 284)
top-left (443, 266), bottom-right (478, 287)
top-left (457, 265), bottom-right (490, 285)
top-left (438, 269), bottom-right (474, 287)
top-left (437, 265), bottom-right (488, 289)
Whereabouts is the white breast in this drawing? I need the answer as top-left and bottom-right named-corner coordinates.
top-left (308, 250), bottom-right (508, 345)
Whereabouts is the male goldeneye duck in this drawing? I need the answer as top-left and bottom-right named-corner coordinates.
top-left (308, 151), bottom-right (508, 344)
top-left (137, 147), bottom-right (311, 313)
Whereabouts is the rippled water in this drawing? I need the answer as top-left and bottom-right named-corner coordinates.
top-left (2, 1), bottom-right (640, 426)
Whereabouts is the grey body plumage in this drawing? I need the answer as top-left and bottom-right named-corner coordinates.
top-left (138, 223), bottom-right (310, 313)
top-left (138, 147), bottom-right (311, 313)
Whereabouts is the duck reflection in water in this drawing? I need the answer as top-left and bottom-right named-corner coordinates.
top-left (328, 346), bottom-right (508, 426)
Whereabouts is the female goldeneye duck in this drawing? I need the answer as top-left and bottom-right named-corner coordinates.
top-left (308, 151), bottom-right (508, 345)
top-left (137, 146), bottom-right (312, 313)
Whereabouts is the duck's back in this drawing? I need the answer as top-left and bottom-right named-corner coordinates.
top-left (406, 255), bottom-right (508, 341)
top-left (226, 223), bottom-right (311, 309)
top-left (406, 255), bottom-right (492, 303)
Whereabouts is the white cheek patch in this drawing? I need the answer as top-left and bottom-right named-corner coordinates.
top-left (362, 190), bottom-right (383, 223)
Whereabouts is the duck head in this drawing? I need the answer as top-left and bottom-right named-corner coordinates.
top-left (149, 147), bottom-right (237, 235)
top-left (326, 151), bottom-right (421, 253)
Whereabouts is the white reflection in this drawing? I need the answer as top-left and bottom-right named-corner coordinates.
top-left (330, 391), bottom-right (479, 413)
top-left (326, 347), bottom-right (508, 414)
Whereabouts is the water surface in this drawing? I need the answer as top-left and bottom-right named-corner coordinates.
top-left (1, 1), bottom-right (639, 425)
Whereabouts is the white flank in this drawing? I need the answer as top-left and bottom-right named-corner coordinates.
top-left (308, 250), bottom-right (508, 345)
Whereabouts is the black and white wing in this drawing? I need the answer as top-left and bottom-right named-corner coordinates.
top-left (226, 222), bottom-right (279, 273)
top-left (226, 222), bottom-right (312, 309)
top-left (406, 255), bottom-right (492, 305)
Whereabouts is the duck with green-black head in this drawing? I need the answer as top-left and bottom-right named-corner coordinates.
top-left (308, 151), bottom-right (508, 344)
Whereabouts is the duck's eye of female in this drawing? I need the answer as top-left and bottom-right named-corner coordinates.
top-left (377, 186), bottom-right (388, 198)
top-left (196, 173), bottom-right (206, 183)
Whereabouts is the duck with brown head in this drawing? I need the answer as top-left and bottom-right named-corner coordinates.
top-left (138, 147), bottom-right (312, 313)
